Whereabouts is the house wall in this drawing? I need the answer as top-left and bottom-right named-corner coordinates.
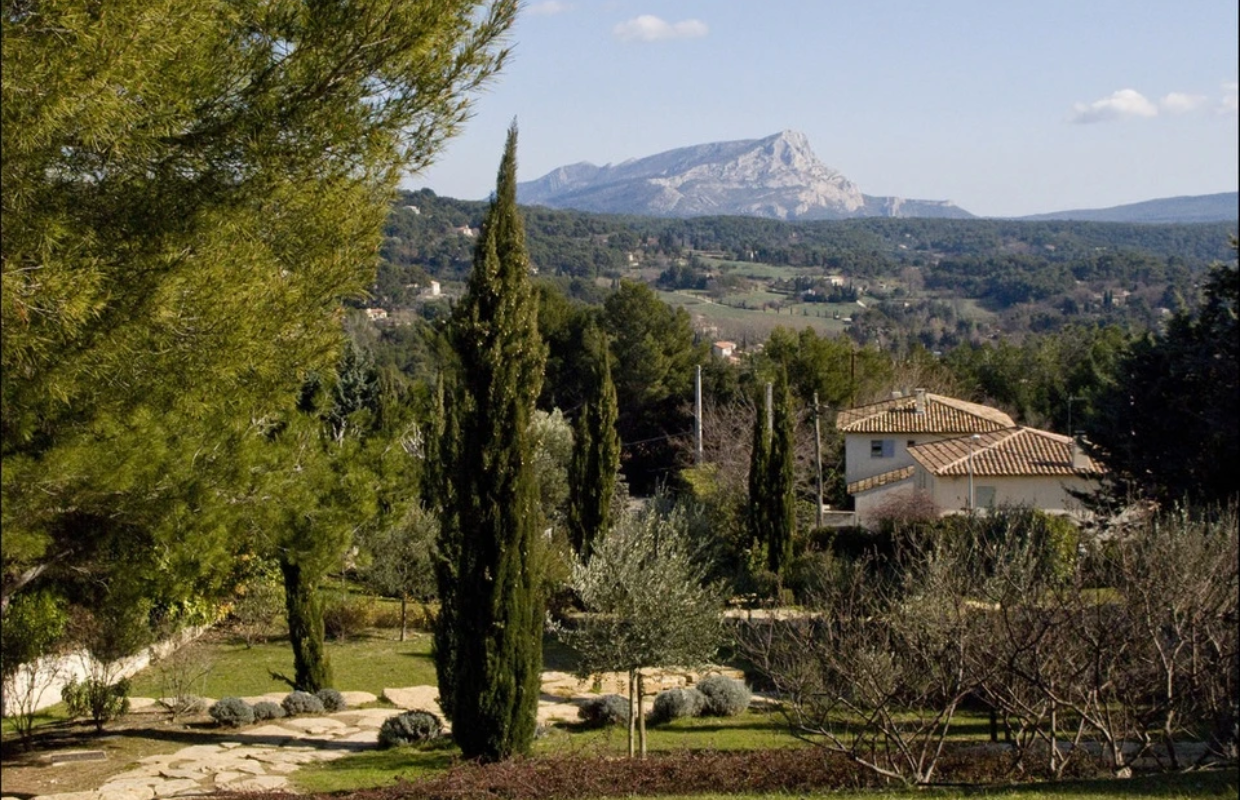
top-left (923, 472), bottom-right (1098, 516)
top-left (854, 481), bottom-right (920, 528)
top-left (844, 433), bottom-right (950, 484)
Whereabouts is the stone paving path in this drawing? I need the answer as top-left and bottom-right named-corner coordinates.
top-left (10, 669), bottom-right (745, 800)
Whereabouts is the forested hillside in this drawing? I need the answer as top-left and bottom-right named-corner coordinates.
top-left (371, 189), bottom-right (1235, 350)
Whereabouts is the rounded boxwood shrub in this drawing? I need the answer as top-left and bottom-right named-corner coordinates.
top-left (316, 688), bottom-right (347, 712)
top-left (648, 686), bottom-right (707, 725)
top-left (378, 710), bottom-right (443, 748)
top-left (282, 690), bottom-right (325, 717)
top-left (697, 675), bottom-right (751, 717)
top-left (252, 701), bottom-right (286, 721)
top-left (578, 694), bottom-right (629, 728)
top-left (209, 697), bottom-right (255, 728)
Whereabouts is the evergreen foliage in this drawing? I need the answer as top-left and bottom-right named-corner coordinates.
top-left (766, 370), bottom-right (797, 574)
top-left (649, 687), bottom-right (707, 724)
top-left (1087, 239), bottom-right (1239, 506)
top-left (1, 0), bottom-right (515, 634)
top-left (280, 559), bottom-right (332, 692)
top-left (209, 697), bottom-right (255, 728)
top-left (281, 690), bottom-right (326, 717)
top-left (567, 324), bottom-right (621, 558)
top-left (316, 687), bottom-right (347, 713)
top-left (697, 675), bottom-right (753, 717)
top-left (436, 124), bottom-right (547, 761)
top-left (578, 694), bottom-right (631, 727)
top-left (429, 371), bottom-right (462, 722)
top-left (747, 372), bottom-right (797, 577)
top-left (748, 388), bottom-right (772, 562)
top-left (378, 710), bottom-right (444, 748)
top-left (252, 701), bottom-right (286, 721)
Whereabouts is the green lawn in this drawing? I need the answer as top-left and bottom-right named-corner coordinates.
top-left (293, 708), bottom-right (800, 793)
top-left (126, 629), bottom-right (438, 700)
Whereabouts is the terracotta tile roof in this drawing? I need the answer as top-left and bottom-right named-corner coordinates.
top-left (836, 393), bottom-right (1014, 435)
top-left (847, 465), bottom-right (915, 495)
top-left (908, 428), bottom-right (1105, 477)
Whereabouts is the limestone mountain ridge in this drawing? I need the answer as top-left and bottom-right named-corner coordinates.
top-left (516, 130), bottom-right (974, 221)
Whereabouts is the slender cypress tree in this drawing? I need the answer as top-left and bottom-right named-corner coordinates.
top-left (429, 370), bottom-right (461, 721)
top-left (437, 123), bottom-right (546, 761)
top-left (747, 386), bottom-right (771, 559)
top-left (766, 369), bottom-right (796, 574)
top-left (567, 324), bottom-right (621, 559)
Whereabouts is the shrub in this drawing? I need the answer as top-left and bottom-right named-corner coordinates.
top-left (282, 690), bottom-right (325, 716)
top-left (378, 710), bottom-right (443, 748)
top-left (649, 687), bottom-right (706, 725)
top-left (322, 594), bottom-right (374, 641)
top-left (252, 701), bottom-right (286, 721)
top-left (316, 687), bottom-right (347, 712)
top-left (209, 697), bottom-right (255, 728)
top-left (578, 694), bottom-right (629, 728)
top-left (62, 676), bottom-right (131, 732)
top-left (153, 644), bottom-right (213, 721)
top-left (697, 675), bottom-right (751, 717)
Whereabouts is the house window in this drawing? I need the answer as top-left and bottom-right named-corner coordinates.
top-left (870, 439), bottom-right (894, 458)
top-left (975, 486), bottom-right (996, 509)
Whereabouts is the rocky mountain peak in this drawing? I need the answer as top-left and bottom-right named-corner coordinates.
top-left (517, 132), bottom-right (971, 221)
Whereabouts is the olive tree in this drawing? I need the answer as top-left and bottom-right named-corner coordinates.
top-left (562, 500), bottom-right (728, 758)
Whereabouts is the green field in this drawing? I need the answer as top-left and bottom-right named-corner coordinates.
top-left (657, 290), bottom-right (852, 340)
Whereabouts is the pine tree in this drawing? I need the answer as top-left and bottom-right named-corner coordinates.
top-left (567, 324), bottom-right (621, 559)
top-left (766, 369), bottom-right (796, 574)
top-left (437, 124), bottom-right (546, 761)
top-left (2, 0), bottom-right (515, 617)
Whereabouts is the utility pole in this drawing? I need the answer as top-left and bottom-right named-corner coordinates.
top-left (694, 365), bottom-right (703, 465)
top-left (1067, 396), bottom-right (1083, 437)
top-left (968, 433), bottom-right (981, 511)
top-left (813, 392), bottom-right (823, 529)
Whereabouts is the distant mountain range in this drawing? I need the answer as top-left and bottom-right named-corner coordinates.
top-left (1015, 192), bottom-right (1238, 224)
top-left (515, 131), bottom-right (1237, 225)
top-left (517, 130), bottom-right (972, 221)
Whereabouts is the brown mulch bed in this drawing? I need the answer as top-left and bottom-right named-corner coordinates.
top-left (234, 746), bottom-right (1087, 800)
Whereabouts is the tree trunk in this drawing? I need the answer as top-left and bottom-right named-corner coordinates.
top-left (637, 670), bottom-right (647, 759)
top-left (281, 558), bottom-right (331, 692)
top-left (627, 670), bottom-right (636, 759)
top-left (400, 594), bottom-right (408, 642)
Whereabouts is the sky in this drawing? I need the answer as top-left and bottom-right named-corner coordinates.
top-left (407, 0), bottom-right (1240, 218)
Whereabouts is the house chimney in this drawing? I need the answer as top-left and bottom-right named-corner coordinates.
top-left (1071, 438), bottom-right (1089, 470)
top-left (891, 390), bottom-right (903, 400)
top-left (915, 388), bottom-right (926, 415)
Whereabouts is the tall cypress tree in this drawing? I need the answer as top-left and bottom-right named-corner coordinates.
top-left (766, 369), bottom-right (796, 574)
top-left (437, 123), bottom-right (546, 761)
top-left (748, 386), bottom-right (771, 561)
top-left (428, 370), bottom-right (461, 721)
top-left (567, 324), bottom-right (621, 559)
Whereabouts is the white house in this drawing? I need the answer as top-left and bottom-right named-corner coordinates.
top-left (907, 427), bottom-right (1103, 520)
top-left (837, 389), bottom-right (1014, 486)
top-left (837, 389), bottom-right (1016, 527)
top-left (712, 340), bottom-right (737, 359)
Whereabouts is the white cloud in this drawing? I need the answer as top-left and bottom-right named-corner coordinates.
top-left (613, 15), bottom-right (708, 43)
top-left (1220, 81), bottom-right (1239, 115)
top-left (1069, 89), bottom-right (1159, 123)
top-left (527, 1), bottom-right (571, 15)
top-left (1159, 92), bottom-right (1206, 114)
